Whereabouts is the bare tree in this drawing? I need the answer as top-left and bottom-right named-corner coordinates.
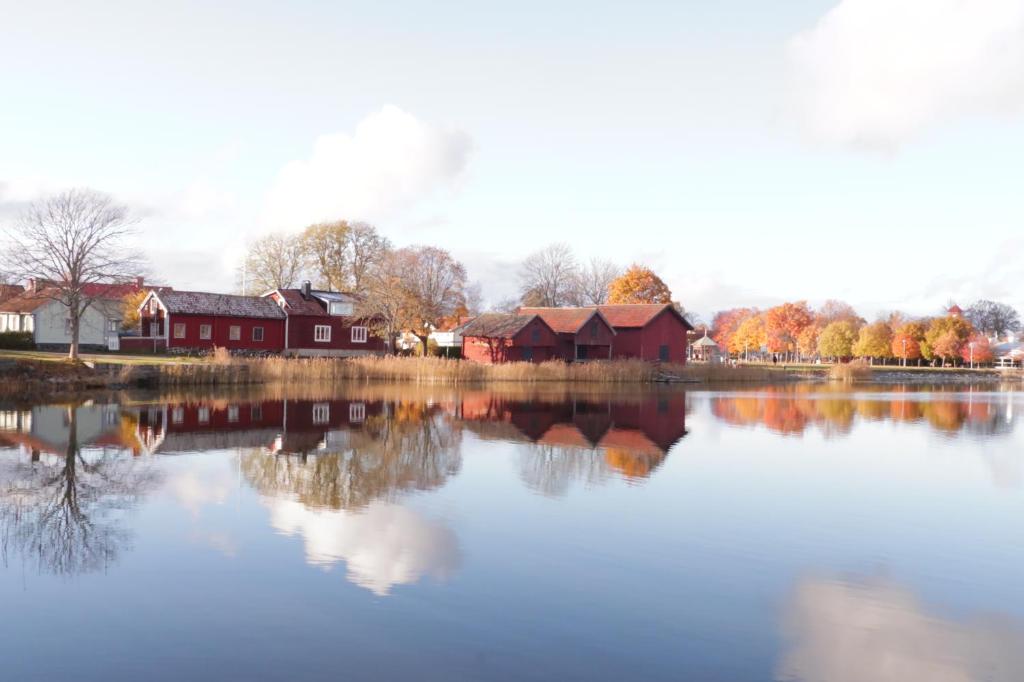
top-left (300, 220), bottom-right (350, 291)
top-left (347, 222), bottom-right (391, 292)
top-left (571, 257), bottom-right (621, 305)
top-left (3, 189), bottom-right (145, 360)
top-left (401, 246), bottom-right (467, 354)
top-left (464, 282), bottom-right (484, 316)
top-left (241, 233), bottom-right (306, 294)
top-left (358, 249), bottom-right (412, 353)
top-left (965, 300), bottom-right (1021, 338)
top-left (518, 243), bottom-right (579, 307)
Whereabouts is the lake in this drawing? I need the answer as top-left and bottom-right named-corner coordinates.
top-left (2, 383), bottom-right (1023, 681)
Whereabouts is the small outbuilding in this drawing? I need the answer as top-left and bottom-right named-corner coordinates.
top-left (460, 313), bottom-right (559, 364)
top-left (518, 307), bottom-right (616, 361)
top-left (138, 290), bottom-right (286, 352)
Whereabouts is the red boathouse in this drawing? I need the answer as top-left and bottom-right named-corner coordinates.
top-left (518, 307), bottom-right (616, 361)
top-left (594, 304), bottom-right (693, 363)
top-left (461, 313), bottom-right (559, 364)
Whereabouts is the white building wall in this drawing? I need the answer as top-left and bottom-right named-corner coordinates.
top-left (33, 300), bottom-right (119, 347)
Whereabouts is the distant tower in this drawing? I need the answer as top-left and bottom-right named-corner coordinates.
top-left (947, 303), bottom-right (963, 318)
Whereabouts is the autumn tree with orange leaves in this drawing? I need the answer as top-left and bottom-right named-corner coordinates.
top-left (765, 301), bottom-right (813, 360)
top-left (711, 308), bottom-right (758, 352)
top-left (607, 265), bottom-right (672, 305)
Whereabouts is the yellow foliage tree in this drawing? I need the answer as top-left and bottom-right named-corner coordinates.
top-left (729, 314), bottom-right (767, 356)
top-left (607, 265), bottom-right (672, 305)
top-left (121, 289), bottom-right (148, 332)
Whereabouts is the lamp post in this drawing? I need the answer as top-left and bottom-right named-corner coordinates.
top-left (970, 341), bottom-right (975, 369)
top-left (902, 338), bottom-right (907, 368)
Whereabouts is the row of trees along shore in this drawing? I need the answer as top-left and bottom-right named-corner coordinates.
top-left (711, 300), bottom-right (1020, 366)
top-left (242, 234), bottom-right (692, 353)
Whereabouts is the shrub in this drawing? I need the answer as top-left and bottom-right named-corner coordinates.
top-left (828, 359), bottom-right (871, 383)
top-left (0, 331), bottom-right (35, 350)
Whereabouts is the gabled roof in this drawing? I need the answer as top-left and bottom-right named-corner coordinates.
top-left (517, 307), bottom-right (615, 335)
top-left (593, 303), bottom-right (694, 330)
top-left (0, 290), bottom-right (53, 313)
top-left (267, 289), bottom-right (362, 317)
top-left (462, 313), bottom-right (547, 339)
top-left (0, 284), bottom-right (25, 304)
top-left (0, 280), bottom-right (160, 314)
top-left (153, 290), bottom-right (286, 319)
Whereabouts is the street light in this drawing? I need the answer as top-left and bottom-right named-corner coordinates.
top-left (970, 341), bottom-right (976, 369)
top-left (902, 338), bottom-right (907, 367)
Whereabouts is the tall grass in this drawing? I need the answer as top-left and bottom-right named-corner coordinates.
top-left (153, 356), bottom-right (811, 387)
top-left (828, 359), bottom-right (872, 383)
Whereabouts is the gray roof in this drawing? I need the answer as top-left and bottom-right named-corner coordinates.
top-left (158, 291), bottom-right (286, 319)
top-left (462, 313), bottom-right (541, 339)
top-left (693, 334), bottom-right (718, 347)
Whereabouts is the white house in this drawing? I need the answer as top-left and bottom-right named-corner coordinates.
top-left (0, 283), bottom-right (140, 351)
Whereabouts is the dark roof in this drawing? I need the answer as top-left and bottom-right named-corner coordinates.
top-left (0, 284), bottom-right (25, 304)
top-left (593, 304), bottom-right (694, 330)
top-left (1, 280), bottom-right (162, 314)
top-left (518, 307), bottom-right (614, 335)
top-left (156, 291), bottom-right (286, 319)
top-left (267, 289), bottom-right (365, 317)
top-left (0, 290), bottom-right (52, 313)
top-left (462, 313), bottom-right (543, 339)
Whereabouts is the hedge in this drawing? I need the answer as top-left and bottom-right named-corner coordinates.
top-left (0, 331), bottom-right (35, 350)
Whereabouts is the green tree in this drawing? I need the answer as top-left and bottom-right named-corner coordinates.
top-left (817, 320), bottom-right (859, 360)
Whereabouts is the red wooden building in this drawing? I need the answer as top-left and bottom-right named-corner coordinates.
top-left (595, 304), bottom-right (693, 363)
top-left (138, 290), bottom-right (286, 352)
top-left (460, 313), bottom-right (559, 364)
top-left (517, 307), bottom-right (616, 361)
top-left (264, 283), bottom-right (387, 357)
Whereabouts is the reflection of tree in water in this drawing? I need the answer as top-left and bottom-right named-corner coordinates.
top-left (710, 387), bottom-right (1020, 439)
top-left (0, 407), bottom-right (160, 576)
top-left (518, 444), bottom-right (608, 497)
top-left (240, 402), bottom-right (462, 510)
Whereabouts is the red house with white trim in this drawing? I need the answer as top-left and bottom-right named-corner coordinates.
top-left (264, 282), bottom-right (386, 357)
top-left (137, 290), bottom-right (286, 352)
top-left (461, 313), bottom-right (559, 364)
top-left (595, 303), bottom-right (693, 363)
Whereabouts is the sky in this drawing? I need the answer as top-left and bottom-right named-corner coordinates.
top-left (2, 0), bottom-right (1024, 322)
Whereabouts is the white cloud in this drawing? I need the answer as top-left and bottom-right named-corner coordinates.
top-left (263, 106), bottom-right (472, 229)
top-left (790, 0), bottom-right (1024, 148)
top-left (267, 498), bottom-right (460, 596)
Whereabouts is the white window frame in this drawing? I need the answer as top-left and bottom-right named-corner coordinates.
top-left (229, 325), bottom-right (241, 341)
top-left (314, 325), bottom-right (331, 343)
top-left (197, 407), bottom-right (210, 424)
top-left (351, 326), bottom-right (368, 343)
top-left (199, 324), bottom-right (212, 340)
top-left (108, 319), bottom-right (120, 333)
top-left (312, 402), bottom-right (330, 424)
top-left (329, 301), bottom-right (353, 316)
top-left (172, 407), bottom-right (185, 424)
top-left (173, 323), bottom-right (186, 339)
top-left (227, 405), bottom-right (239, 423)
top-left (252, 326), bottom-right (264, 342)
top-left (349, 402), bottom-right (366, 423)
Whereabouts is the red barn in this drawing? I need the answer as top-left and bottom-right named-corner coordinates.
top-left (461, 313), bottom-right (559, 364)
top-left (595, 304), bottom-right (694, 363)
top-left (138, 290), bottom-right (286, 352)
top-left (517, 307), bottom-right (616, 361)
top-left (264, 283), bottom-right (387, 357)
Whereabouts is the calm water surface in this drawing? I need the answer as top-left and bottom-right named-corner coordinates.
top-left (2, 384), bottom-right (1023, 681)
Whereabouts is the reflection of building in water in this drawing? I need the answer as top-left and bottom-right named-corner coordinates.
top-left (457, 392), bottom-right (687, 493)
top-left (779, 575), bottom-right (1024, 682)
top-left (0, 404), bottom-right (160, 576)
top-left (130, 399), bottom-right (384, 455)
top-left (0, 403), bottom-right (133, 457)
top-left (711, 387), bottom-right (1021, 438)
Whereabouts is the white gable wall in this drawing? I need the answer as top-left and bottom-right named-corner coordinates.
top-left (32, 299), bottom-right (120, 347)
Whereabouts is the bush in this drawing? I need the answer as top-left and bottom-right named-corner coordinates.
top-left (0, 331), bottom-right (35, 350)
top-left (828, 359), bottom-right (871, 383)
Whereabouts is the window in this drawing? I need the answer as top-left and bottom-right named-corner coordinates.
top-left (64, 318), bottom-right (72, 335)
top-left (173, 323), bottom-right (186, 339)
top-left (150, 322), bottom-right (161, 337)
top-left (522, 347), bottom-right (534, 361)
top-left (229, 325), bottom-right (241, 341)
top-left (590, 320), bottom-right (598, 338)
top-left (659, 344), bottom-right (670, 362)
top-left (172, 407), bottom-right (184, 424)
top-left (108, 319), bottom-right (120, 333)
top-left (312, 403), bottom-right (330, 424)
top-left (149, 298), bottom-right (158, 314)
top-left (199, 324), bottom-right (212, 340)
top-left (349, 402), bottom-right (366, 423)
top-left (227, 405), bottom-right (239, 423)
top-left (314, 325), bottom-right (332, 343)
top-left (252, 327), bottom-right (264, 342)
top-left (531, 328), bottom-right (541, 343)
top-left (197, 406), bottom-right (210, 424)
top-left (351, 326), bottom-right (368, 343)
top-left (250, 404), bottom-right (262, 421)
top-left (329, 301), bottom-right (353, 316)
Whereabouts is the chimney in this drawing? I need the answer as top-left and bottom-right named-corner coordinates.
top-left (135, 276), bottom-right (144, 288)
top-left (301, 280), bottom-right (312, 300)
top-left (28, 277), bottom-right (37, 293)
